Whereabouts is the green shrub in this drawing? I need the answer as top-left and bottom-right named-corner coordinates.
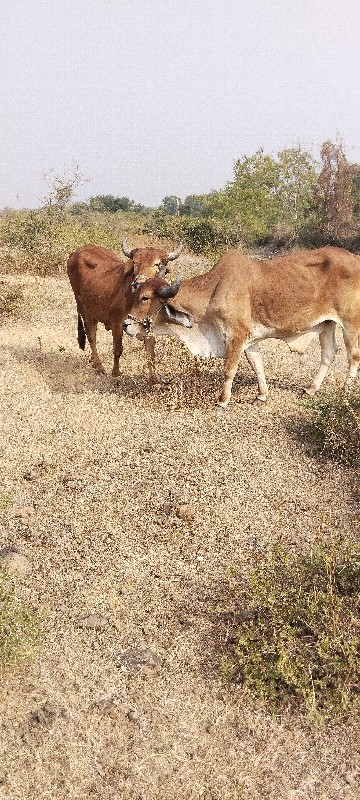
top-left (142, 211), bottom-right (241, 256)
top-left (220, 539), bottom-right (360, 718)
top-left (297, 388), bottom-right (360, 467)
top-left (0, 568), bottom-right (41, 674)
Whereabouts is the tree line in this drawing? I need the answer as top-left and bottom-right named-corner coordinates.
top-left (62, 139), bottom-right (360, 254)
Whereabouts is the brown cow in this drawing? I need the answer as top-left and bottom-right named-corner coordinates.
top-left (67, 240), bottom-right (182, 382)
top-left (123, 246), bottom-right (360, 405)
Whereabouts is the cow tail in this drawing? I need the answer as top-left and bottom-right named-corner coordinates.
top-left (77, 314), bottom-right (86, 350)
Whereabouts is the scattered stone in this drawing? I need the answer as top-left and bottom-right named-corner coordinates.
top-left (176, 503), bottom-right (196, 522)
top-left (126, 709), bottom-right (139, 722)
top-left (205, 722), bottom-right (214, 734)
top-left (0, 548), bottom-right (32, 577)
top-left (163, 501), bottom-right (172, 514)
top-left (75, 613), bottom-right (108, 630)
top-left (114, 646), bottom-right (162, 672)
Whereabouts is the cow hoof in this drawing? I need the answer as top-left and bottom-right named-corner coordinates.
top-left (256, 394), bottom-right (268, 403)
top-left (304, 386), bottom-right (317, 397)
top-left (216, 401), bottom-right (229, 409)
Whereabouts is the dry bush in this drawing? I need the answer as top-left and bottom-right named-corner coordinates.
top-left (294, 387), bottom-right (360, 467)
top-left (219, 538), bottom-right (360, 719)
top-left (0, 209), bottom-right (177, 276)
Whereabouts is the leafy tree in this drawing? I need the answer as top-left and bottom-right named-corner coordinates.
top-left (204, 149), bottom-right (280, 244)
top-left (180, 195), bottom-right (207, 217)
top-left (276, 146), bottom-right (318, 228)
top-left (161, 195), bottom-right (181, 215)
top-left (203, 147), bottom-right (318, 247)
top-left (89, 195), bottom-right (133, 213)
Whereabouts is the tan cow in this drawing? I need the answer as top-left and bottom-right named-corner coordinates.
top-left (67, 240), bottom-right (182, 383)
top-left (123, 246), bottom-right (360, 405)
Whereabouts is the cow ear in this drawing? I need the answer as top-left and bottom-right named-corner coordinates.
top-left (165, 303), bottom-right (193, 328)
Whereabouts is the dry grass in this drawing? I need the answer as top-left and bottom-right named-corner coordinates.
top-left (0, 260), bottom-right (359, 799)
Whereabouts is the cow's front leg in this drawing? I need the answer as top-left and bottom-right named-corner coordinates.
top-left (143, 335), bottom-right (159, 386)
top-left (111, 320), bottom-right (124, 378)
top-left (82, 315), bottom-right (105, 373)
top-left (244, 342), bottom-right (268, 401)
top-left (217, 335), bottom-right (245, 407)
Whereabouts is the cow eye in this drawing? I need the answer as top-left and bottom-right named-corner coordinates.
top-left (140, 295), bottom-right (150, 302)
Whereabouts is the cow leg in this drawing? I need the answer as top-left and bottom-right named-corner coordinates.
top-left (217, 334), bottom-right (247, 407)
top-left (82, 315), bottom-right (105, 373)
top-left (305, 322), bottom-right (337, 396)
top-left (244, 343), bottom-right (268, 401)
top-left (143, 335), bottom-right (159, 386)
top-left (343, 328), bottom-right (360, 382)
top-left (111, 320), bottom-right (124, 378)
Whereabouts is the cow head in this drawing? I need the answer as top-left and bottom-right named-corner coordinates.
top-left (121, 239), bottom-right (183, 290)
top-left (123, 275), bottom-right (193, 339)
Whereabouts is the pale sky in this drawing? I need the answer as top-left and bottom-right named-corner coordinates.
top-left (1, 0), bottom-right (360, 208)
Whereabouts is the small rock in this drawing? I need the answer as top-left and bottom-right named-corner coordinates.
top-left (114, 646), bottom-right (162, 671)
top-left (75, 614), bottom-right (108, 630)
top-left (127, 709), bottom-right (139, 722)
top-left (0, 549), bottom-right (32, 577)
top-left (163, 501), bottom-right (172, 514)
top-left (205, 723), bottom-right (214, 734)
top-left (176, 503), bottom-right (196, 522)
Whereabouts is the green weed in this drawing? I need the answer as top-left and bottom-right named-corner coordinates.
top-left (0, 567), bottom-right (41, 675)
top-left (220, 538), bottom-right (360, 719)
top-left (295, 388), bottom-right (360, 467)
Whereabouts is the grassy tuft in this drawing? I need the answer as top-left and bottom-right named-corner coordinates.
top-left (0, 568), bottom-right (41, 675)
top-left (296, 387), bottom-right (360, 467)
top-left (220, 538), bottom-right (360, 719)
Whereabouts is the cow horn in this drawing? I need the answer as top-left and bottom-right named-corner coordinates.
top-left (167, 243), bottom-right (183, 261)
top-left (121, 238), bottom-right (132, 258)
top-left (158, 276), bottom-right (182, 299)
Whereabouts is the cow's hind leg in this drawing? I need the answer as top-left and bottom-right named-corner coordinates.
top-left (244, 343), bottom-right (268, 401)
top-left (305, 321), bottom-right (337, 396)
top-left (82, 314), bottom-right (105, 373)
top-left (111, 320), bottom-right (124, 378)
top-left (343, 327), bottom-right (360, 383)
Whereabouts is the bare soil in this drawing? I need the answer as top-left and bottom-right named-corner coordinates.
top-left (0, 261), bottom-right (359, 800)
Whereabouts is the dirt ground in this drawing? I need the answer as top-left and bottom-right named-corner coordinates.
top-left (0, 261), bottom-right (359, 800)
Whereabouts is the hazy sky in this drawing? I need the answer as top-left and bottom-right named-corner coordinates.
top-left (1, 0), bottom-right (360, 208)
